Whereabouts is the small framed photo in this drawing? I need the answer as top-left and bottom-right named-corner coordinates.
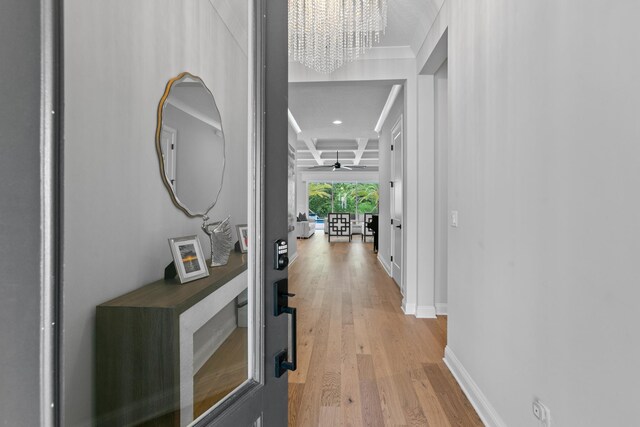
top-left (236, 224), bottom-right (249, 253)
top-left (168, 235), bottom-right (209, 284)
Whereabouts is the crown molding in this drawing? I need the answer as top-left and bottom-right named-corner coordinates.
top-left (288, 45), bottom-right (415, 65)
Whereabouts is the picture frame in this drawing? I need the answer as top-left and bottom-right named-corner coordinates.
top-left (236, 224), bottom-right (249, 253)
top-left (168, 235), bottom-right (210, 284)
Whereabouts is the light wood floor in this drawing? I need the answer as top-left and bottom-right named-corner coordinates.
top-left (193, 327), bottom-right (248, 419)
top-left (288, 234), bottom-right (483, 426)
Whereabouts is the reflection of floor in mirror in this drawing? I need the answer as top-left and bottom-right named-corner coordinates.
top-left (193, 327), bottom-right (248, 419)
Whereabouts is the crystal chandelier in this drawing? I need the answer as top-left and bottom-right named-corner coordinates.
top-left (288, 0), bottom-right (388, 74)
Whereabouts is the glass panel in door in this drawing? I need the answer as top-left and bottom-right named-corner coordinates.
top-left (61, 1), bottom-right (289, 426)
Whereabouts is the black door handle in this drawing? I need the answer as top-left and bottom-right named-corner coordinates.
top-left (275, 306), bottom-right (297, 377)
top-left (395, 224), bottom-right (402, 229)
top-left (274, 280), bottom-right (297, 378)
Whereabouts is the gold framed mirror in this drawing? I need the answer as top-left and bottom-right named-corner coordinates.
top-left (156, 72), bottom-right (226, 217)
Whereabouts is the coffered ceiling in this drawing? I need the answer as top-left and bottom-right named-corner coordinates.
top-left (289, 81), bottom-right (397, 169)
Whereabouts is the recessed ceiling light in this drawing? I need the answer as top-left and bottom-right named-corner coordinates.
top-left (332, 120), bottom-right (343, 125)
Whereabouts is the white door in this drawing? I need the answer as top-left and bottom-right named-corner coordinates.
top-left (390, 116), bottom-right (403, 293)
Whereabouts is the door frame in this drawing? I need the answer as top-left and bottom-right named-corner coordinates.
top-left (420, 28), bottom-right (450, 319)
top-left (160, 126), bottom-right (177, 190)
top-left (390, 115), bottom-right (404, 293)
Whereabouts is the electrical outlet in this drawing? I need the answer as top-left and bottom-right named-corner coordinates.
top-left (532, 400), bottom-right (551, 426)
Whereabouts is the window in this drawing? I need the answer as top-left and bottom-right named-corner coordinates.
top-left (308, 181), bottom-right (379, 218)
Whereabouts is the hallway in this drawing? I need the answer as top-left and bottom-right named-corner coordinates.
top-left (288, 235), bottom-right (482, 426)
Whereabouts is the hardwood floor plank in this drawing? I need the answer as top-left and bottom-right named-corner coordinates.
top-left (340, 324), bottom-right (363, 427)
top-left (365, 307), bottom-right (409, 425)
top-left (423, 363), bottom-right (483, 427)
top-left (352, 293), bottom-right (372, 355)
top-left (425, 317), bottom-right (447, 350)
top-left (288, 235), bottom-right (482, 427)
top-left (319, 406), bottom-right (343, 427)
top-left (410, 367), bottom-right (452, 427)
top-left (342, 292), bottom-right (354, 325)
top-left (357, 354), bottom-right (385, 427)
top-left (390, 372), bottom-right (429, 426)
top-left (293, 291), bottom-right (333, 427)
top-left (288, 383), bottom-right (305, 427)
top-left (320, 292), bottom-right (342, 407)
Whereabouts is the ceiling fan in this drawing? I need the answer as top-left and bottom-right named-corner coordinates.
top-left (306, 151), bottom-right (368, 171)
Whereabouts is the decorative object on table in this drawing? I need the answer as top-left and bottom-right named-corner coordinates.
top-left (236, 224), bottom-right (249, 253)
top-left (156, 72), bottom-right (226, 218)
top-left (202, 215), bottom-right (234, 267)
top-left (289, 0), bottom-right (388, 74)
top-left (167, 235), bottom-right (209, 284)
top-left (327, 212), bottom-right (351, 242)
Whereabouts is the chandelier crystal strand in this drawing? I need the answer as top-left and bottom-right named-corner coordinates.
top-left (289, 0), bottom-right (388, 74)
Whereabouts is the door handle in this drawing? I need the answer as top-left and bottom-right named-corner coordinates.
top-left (274, 280), bottom-right (297, 378)
top-left (275, 306), bottom-right (297, 377)
top-left (395, 224), bottom-right (402, 229)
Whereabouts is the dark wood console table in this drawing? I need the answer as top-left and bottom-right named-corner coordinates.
top-left (95, 252), bottom-right (247, 427)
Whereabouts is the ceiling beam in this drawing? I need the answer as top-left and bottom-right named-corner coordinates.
top-left (166, 98), bottom-right (222, 133)
top-left (302, 137), bottom-right (323, 165)
top-left (320, 151), bottom-right (355, 159)
top-left (287, 109), bottom-right (302, 134)
top-left (353, 138), bottom-right (369, 166)
top-left (374, 84), bottom-right (403, 134)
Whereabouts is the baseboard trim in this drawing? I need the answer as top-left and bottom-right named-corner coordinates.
top-left (288, 251), bottom-right (299, 266)
top-left (443, 346), bottom-right (507, 427)
top-left (193, 317), bottom-right (236, 375)
top-left (416, 305), bottom-right (436, 318)
top-left (436, 303), bottom-right (448, 315)
top-left (377, 255), bottom-right (392, 276)
top-left (401, 301), bottom-right (416, 315)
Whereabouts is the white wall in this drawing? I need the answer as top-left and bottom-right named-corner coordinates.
top-left (63, 1), bottom-right (248, 425)
top-left (434, 60), bottom-right (448, 310)
top-left (444, 1), bottom-right (640, 425)
top-left (378, 89), bottom-right (404, 276)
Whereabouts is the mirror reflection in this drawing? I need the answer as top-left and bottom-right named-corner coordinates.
top-left (157, 73), bottom-right (225, 216)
